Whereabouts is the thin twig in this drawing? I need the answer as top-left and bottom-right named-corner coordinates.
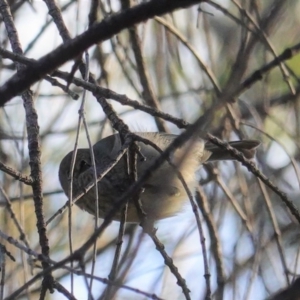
top-left (0, 161), bottom-right (33, 185)
top-left (206, 134), bottom-right (300, 224)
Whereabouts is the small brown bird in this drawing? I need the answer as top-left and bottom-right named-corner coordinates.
top-left (59, 132), bottom-right (259, 222)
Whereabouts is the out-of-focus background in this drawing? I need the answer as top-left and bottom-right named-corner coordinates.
top-left (1, 0), bottom-right (300, 299)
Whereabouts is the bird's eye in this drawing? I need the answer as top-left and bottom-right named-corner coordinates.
top-left (79, 159), bottom-right (91, 173)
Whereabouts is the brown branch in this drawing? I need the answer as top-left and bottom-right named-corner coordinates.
top-left (122, 0), bottom-right (168, 132)
top-left (0, 161), bottom-right (33, 185)
top-left (206, 134), bottom-right (300, 224)
top-left (0, 0), bottom-right (53, 294)
top-left (0, 227), bottom-right (161, 300)
top-left (0, 0), bottom-right (204, 106)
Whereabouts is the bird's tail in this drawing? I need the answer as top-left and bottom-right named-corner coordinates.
top-left (205, 140), bottom-right (260, 161)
